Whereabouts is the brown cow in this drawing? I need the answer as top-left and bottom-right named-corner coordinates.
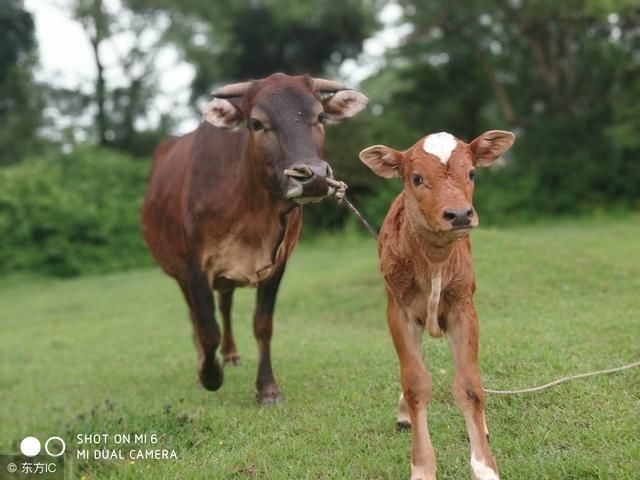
top-left (142, 73), bottom-right (368, 404)
top-left (359, 130), bottom-right (515, 480)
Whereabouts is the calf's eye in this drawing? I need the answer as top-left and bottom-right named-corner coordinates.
top-left (250, 118), bottom-right (264, 131)
top-left (469, 170), bottom-right (476, 181)
top-left (318, 112), bottom-right (326, 124)
top-left (412, 174), bottom-right (423, 186)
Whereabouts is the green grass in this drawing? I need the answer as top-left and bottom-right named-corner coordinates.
top-left (1, 218), bottom-right (639, 479)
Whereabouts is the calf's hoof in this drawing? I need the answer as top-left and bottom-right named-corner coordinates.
top-left (411, 466), bottom-right (436, 480)
top-left (256, 385), bottom-right (283, 406)
top-left (198, 357), bottom-right (224, 391)
top-left (223, 352), bottom-right (241, 367)
top-left (396, 420), bottom-right (411, 432)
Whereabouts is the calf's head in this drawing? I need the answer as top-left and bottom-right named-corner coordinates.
top-left (201, 73), bottom-right (368, 204)
top-left (360, 130), bottom-right (515, 240)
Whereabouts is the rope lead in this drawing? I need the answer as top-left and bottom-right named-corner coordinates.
top-left (341, 196), bottom-right (379, 240)
top-left (484, 359), bottom-right (640, 395)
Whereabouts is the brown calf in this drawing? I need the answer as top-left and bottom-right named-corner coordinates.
top-left (360, 130), bottom-right (515, 480)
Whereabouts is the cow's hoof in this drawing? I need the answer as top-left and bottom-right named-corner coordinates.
top-left (257, 393), bottom-right (283, 406)
top-left (396, 420), bottom-right (411, 432)
top-left (223, 353), bottom-right (241, 367)
top-left (256, 386), bottom-right (283, 406)
top-left (199, 358), bottom-right (224, 391)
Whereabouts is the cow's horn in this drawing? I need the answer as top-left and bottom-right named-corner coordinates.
top-left (313, 78), bottom-right (348, 93)
top-left (212, 81), bottom-right (252, 98)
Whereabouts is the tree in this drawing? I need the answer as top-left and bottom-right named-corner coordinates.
top-left (68, 0), bottom-right (176, 155)
top-left (73, 0), bottom-right (110, 145)
top-left (129, 0), bottom-right (380, 100)
top-left (0, 0), bottom-right (42, 165)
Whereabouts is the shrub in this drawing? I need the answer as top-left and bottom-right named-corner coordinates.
top-left (0, 146), bottom-right (151, 276)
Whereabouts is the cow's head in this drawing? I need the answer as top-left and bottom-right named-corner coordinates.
top-left (360, 131), bottom-right (515, 241)
top-left (201, 73), bottom-right (368, 204)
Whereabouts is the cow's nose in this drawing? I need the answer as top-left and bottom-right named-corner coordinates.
top-left (284, 161), bottom-right (332, 200)
top-left (288, 163), bottom-right (314, 180)
top-left (287, 161), bottom-right (331, 180)
top-left (443, 207), bottom-right (473, 227)
top-left (304, 161), bottom-right (332, 179)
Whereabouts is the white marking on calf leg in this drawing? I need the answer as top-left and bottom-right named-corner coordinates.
top-left (397, 392), bottom-right (411, 427)
top-left (471, 451), bottom-right (499, 480)
top-left (483, 413), bottom-right (489, 438)
top-left (411, 462), bottom-right (436, 480)
top-left (423, 132), bottom-right (457, 164)
top-left (426, 266), bottom-right (442, 337)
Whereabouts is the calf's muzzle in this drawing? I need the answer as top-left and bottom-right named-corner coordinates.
top-left (443, 207), bottom-right (474, 228)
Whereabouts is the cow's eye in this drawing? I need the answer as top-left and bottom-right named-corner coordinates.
top-left (318, 112), bottom-right (326, 124)
top-left (469, 170), bottom-right (476, 181)
top-left (250, 118), bottom-right (264, 131)
top-left (412, 174), bottom-right (423, 186)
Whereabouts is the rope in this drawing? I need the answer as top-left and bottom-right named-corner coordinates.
top-left (327, 179), bottom-right (640, 397)
top-left (341, 196), bottom-right (379, 240)
top-left (484, 360), bottom-right (640, 395)
top-left (324, 176), bottom-right (379, 239)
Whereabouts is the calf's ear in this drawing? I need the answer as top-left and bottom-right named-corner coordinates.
top-left (201, 98), bottom-right (244, 129)
top-left (323, 90), bottom-right (369, 122)
top-left (359, 145), bottom-right (403, 178)
top-left (470, 130), bottom-right (515, 166)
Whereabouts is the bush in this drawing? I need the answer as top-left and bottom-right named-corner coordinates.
top-left (0, 147), bottom-right (151, 276)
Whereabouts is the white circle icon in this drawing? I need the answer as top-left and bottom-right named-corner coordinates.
top-left (45, 436), bottom-right (66, 457)
top-left (20, 436), bottom-right (41, 457)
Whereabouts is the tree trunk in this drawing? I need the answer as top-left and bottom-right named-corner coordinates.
top-left (90, 36), bottom-right (107, 145)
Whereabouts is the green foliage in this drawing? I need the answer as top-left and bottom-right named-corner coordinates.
top-left (0, 147), bottom-right (151, 276)
top-left (327, 0), bottom-right (640, 227)
top-left (0, 0), bottom-right (34, 79)
top-left (0, 0), bottom-right (42, 164)
top-left (0, 65), bottom-right (44, 164)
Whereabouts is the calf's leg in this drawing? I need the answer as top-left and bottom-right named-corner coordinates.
top-left (387, 295), bottom-right (437, 480)
top-left (397, 392), bottom-right (412, 430)
top-left (180, 263), bottom-right (223, 391)
top-left (217, 289), bottom-right (240, 366)
top-left (446, 301), bottom-right (498, 480)
top-left (254, 263), bottom-right (286, 405)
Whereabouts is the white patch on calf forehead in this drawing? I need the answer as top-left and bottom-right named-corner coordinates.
top-left (471, 451), bottom-right (499, 480)
top-left (423, 132), bottom-right (457, 164)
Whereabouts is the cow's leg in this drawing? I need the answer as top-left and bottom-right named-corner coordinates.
top-left (388, 295), bottom-right (436, 480)
top-left (446, 301), bottom-right (498, 480)
top-left (217, 289), bottom-right (240, 366)
top-left (181, 263), bottom-right (223, 391)
top-left (253, 264), bottom-right (286, 405)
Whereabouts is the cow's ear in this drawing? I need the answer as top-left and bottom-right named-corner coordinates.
top-left (359, 145), bottom-right (403, 178)
top-left (323, 90), bottom-right (369, 122)
top-left (201, 98), bottom-right (244, 129)
top-left (470, 130), bottom-right (515, 166)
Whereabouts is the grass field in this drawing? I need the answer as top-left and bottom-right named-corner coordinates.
top-left (1, 218), bottom-right (639, 479)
